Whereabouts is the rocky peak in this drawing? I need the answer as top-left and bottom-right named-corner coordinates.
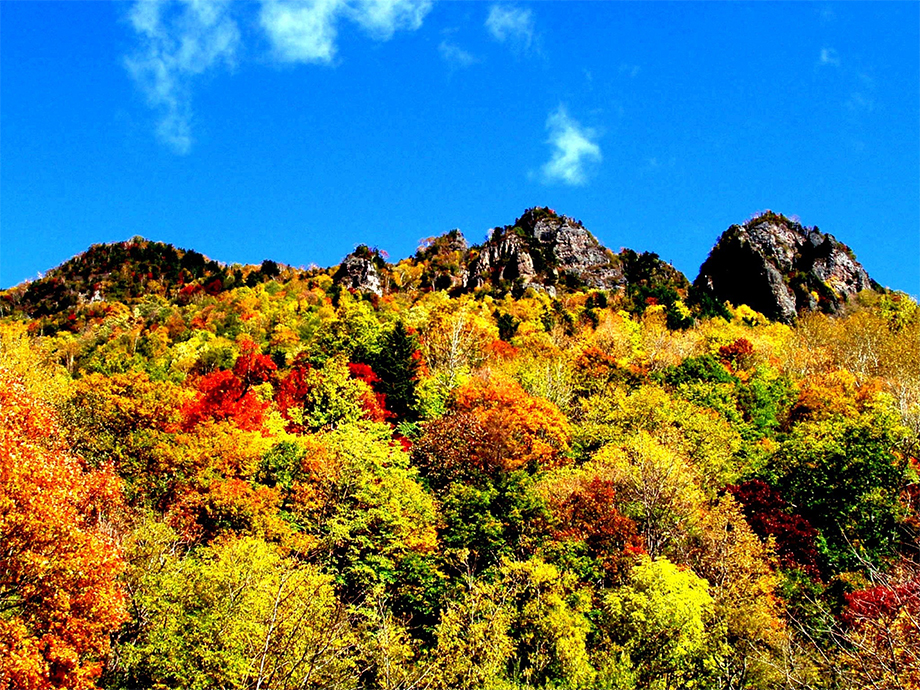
top-left (333, 246), bottom-right (384, 296)
top-left (694, 211), bottom-right (876, 323)
top-left (415, 230), bottom-right (469, 291)
top-left (417, 229), bottom-right (468, 259)
top-left (467, 207), bottom-right (624, 293)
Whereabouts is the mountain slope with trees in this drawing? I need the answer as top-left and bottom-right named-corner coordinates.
top-left (0, 209), bottom-right (916, 690)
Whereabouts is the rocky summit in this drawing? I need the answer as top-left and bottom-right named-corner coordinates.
top-left (2, 208), bottom-right (883, 332)
top-left (333, 246), bottom-right (385, 296)
top-left (693, 211), bottom-right (877, 323)
top-left (466, 207), bottom-right (625, 295)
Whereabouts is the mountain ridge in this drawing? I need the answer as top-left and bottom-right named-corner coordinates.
top-left (1, 208), bottom-right (881, 328)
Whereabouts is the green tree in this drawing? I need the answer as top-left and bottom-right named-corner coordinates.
top-left (297, 422), bottom-right (440, 611)
top-left (364, 321), bottom-right (420, 422)
top-left (773, 396), bottom-right (911, 572)
top-left (106, 520), bottom-right (357, 690)
top-left (597, 556), bottom-right (723, 689)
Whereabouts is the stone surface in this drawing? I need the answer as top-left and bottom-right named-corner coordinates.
top-left (466, 208), bottom-right (625, 292)
top-left (694, 213), bottom-right (876, 323)
top-left (334, 250), bottom-right (383, 296)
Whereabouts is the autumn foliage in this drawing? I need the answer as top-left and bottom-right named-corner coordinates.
top-left (0, 237), bottom-right (917, 689)
top-left (0, 370), bottom-right (126, 690)
top-left (452, 374), bottom-right (571, 472)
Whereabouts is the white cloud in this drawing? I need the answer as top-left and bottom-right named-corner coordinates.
top-left (260, 0), bottom-right (432, 63)
top-left (347, 0), bottom-right (432, 40)
top-left (126, 0), bottom-right (431, 152)
top-left (125, 0), bottom-right (240, 154)
top-left (540, 105), bottom-right (601, 186)
top-left (485, 4), bottom-right (534, 53)
top-left (439, 39), bottom-right (476, 69)
top-left (818, 47), bottom-right (840, 67)
top-left (259, 0), bottom-right (343, 64)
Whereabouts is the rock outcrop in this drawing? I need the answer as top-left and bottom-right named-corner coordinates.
top-left (414, 229), bottom-right (469, 291)
top-left (694, 212), bottom-right (876, 323)
top-left (466, 207), bottom-right (624, 293)
top-left (333, 247), bottom-right (384, 296)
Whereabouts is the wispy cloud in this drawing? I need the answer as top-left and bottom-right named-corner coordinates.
top-left (818, 47), bottom-right (840, 67)
top-left (259, 0), bottom-right (431, 63)
top-left (540, 105), bottom-right (601, 186)
top-left (347, 0), bottom-right (432, 40)
top-left (125, 0), bottom-right (240, 154)
top-left (485, 4), bottom-right (534, 54)
top-left (618, 63), bottom-right (641, 78)
top-left (846, 91), bottom-right (875, 114)
top-left (259, 0), bottom-right (342, 64)
top-left (126, 0), bottom-right (432, 152)
top-left (439, 40), bottom-right (476, 69)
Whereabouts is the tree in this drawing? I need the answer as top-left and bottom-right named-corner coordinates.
top-left (686, 495), bottom-right (787, 690)
top-left (182, 368), bottom-right (269, 432)
top-left (539, 470), bottom-right (644, 580)
top-left (452, 374), bottom-right (571, 474)
top-left (106, 521), bottom-right (357, 690)
top-left (834, 559), bottom-right (920, 689)
top-left (416, 301), bottom-right (497, 397)
top-left (499, 558), bottom-right (596, 688)
top-left (363, 322), bottom-right (420, 422)
top-left (726, 480), bottom-right (821, 577)
top-left (427, 577), bottom-right (515, 690)
top-left (773, 396), bottom-right (911, 572)
top-left (593, 432), bottom-right (704, 559)
top-left (0, 370), bottom-right (126, 690)
top-left (597, 556), bottom-right (722, 689)
top-left (291, 422), bottom-right (440, 606)
top-left (276, 356), bottom-right (377, 432)
top-left (577, 384), bottom-right (746, 491)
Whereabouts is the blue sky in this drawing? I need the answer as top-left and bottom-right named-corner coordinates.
top-left (2, 1), bottom-right (918, 296)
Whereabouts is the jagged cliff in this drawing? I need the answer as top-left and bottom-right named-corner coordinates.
top-left (466, 207), bottom-right (625, 294)
top-left (694, 211), bottom-right (877, 323)
top-left (2, 208), bottom-right (881, 330)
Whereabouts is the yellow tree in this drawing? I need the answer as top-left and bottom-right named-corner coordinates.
top-left (687, 495), bottom-right (787, 689)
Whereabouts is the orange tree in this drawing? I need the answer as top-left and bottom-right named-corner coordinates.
top-left (0, 369), bottom-right (126, 689)
top-left (452, 374), bottom-right (571, 474)
top-left (413, 375), bottom-right (571, 570)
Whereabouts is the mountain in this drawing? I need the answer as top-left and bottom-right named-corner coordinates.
top-left (693, 211), bottom-right (879, 323)
top-left (1, 207), bottom-right (914, 690)
top-left (465, 207), bottom-right (626, 294)
top-left (2, 209), bottom-right (881, 329)
top-left (0, 238), bottom-right (303, 322)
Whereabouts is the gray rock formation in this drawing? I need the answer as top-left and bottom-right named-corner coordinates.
top-left (694, 212), bottom-right (876, 323)
top-left (466, 208), bottom-right (624, 292)
top-left (467, 234), bottom-right (536, 288)
top-left (533, 214), bottom-right (624, 289)
top-left (334, 249), bottom-right (383, 296)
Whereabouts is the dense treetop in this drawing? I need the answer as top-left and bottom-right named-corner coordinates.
top-left (0, 210), bottom-right (917, 689)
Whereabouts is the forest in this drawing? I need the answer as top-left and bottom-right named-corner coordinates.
top-left (1, 211), bottom-right (918, 690)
